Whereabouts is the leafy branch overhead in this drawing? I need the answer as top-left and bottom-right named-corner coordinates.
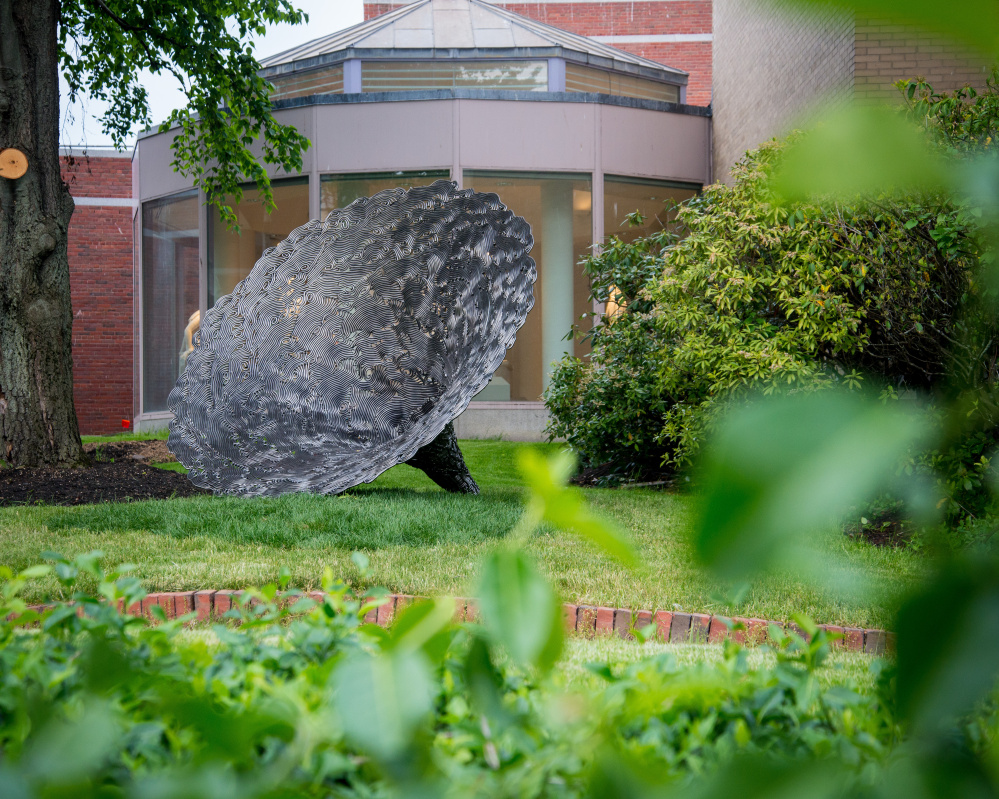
top-left (58, 0), bottom-right (312, 223)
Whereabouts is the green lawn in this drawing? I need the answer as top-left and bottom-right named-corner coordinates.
top-left (1, 438), bottom-right (924, 627)
top-left (558, 638), bottom-right (881, 692)
top-left (172, 625), bottom-right (882, 692)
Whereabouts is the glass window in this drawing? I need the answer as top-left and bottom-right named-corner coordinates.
top-left (141, 191), bottom-right (200, 413)
top-left (604, 175), bottom-right (699, 245)
top-left (208, 177), bottom-right (310, 305)
top-left (565, 62), bottom-right (681, 103)
top-left (363, 60), bottom-right (548, 92)
top-left (602, 176), bottom-right (699, 315)
top-left (269, 64), bottom-right (344, 101)
top-left (320, 170), bottom-right (450, 219)
top-left (464, 171), bottom-right (593, 401)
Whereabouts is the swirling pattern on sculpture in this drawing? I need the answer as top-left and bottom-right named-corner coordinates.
top-left (166, 180), bottom-right (536, 496)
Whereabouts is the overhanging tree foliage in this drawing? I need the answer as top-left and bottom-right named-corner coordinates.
top-left (0, 0), bottom-right (309, 466)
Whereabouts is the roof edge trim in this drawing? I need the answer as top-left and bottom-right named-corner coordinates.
top-left (260, 48), bottom-right (689, 84)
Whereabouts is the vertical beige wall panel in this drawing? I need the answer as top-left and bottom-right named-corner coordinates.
top-left (458, 99), bottom-right (595, 171)
top-left (712, 0), bottom-right (854, 184)
top-left (600, 105), bottom-right (710, 184)
top-left (312, 101), bottom-right (453, 173)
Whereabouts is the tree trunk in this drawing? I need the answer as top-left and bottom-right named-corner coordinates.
top-left (0, 0), bottom-right (84, 466)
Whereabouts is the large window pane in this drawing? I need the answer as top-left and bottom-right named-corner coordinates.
top-left (269, 64), bottom-right (344, 101)
top-left (141, 191), bottom-right (199, 413)
top-left (208, 177), bottom-right (310, 305)
top-left (603, 175), bottom-right (699, 246)
top-left (320, 170), bottom-right (450, 219)
top-left (463, 171), bottom-right (592, 402)
top-left (565, 62), bottom-right (681, 103)
top-left (363, 60), bottom-right (547, 92)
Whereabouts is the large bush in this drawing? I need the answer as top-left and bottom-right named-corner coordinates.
top-left (547, 91), bottom-right (998, 513)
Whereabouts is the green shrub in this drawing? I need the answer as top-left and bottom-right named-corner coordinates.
top-left (0, 553), bottom-right (903, 798)
top-left (546, 127), bottom-right (997, 518)
top-left (3, 438), bottom-right (999, 798)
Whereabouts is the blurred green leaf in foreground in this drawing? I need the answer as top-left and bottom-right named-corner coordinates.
top-left (694, 390), bottom-right (934, 583)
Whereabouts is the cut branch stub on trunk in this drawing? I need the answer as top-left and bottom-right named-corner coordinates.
top-left (0, 0), bottom-right (84, 467)
top-left (0, 148), bottom-right (28, 179)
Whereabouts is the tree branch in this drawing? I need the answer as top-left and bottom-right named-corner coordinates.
top-left (82, 0), bottom-right (185, 83)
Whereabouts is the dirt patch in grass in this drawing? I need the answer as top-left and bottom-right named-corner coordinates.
top-left (0, 441), bottom-right (207, 506)
top-left (570, 461), bottom-right (676, 489)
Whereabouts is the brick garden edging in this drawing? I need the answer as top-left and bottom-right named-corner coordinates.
top-left (40, 590), bottom-right (893, 656)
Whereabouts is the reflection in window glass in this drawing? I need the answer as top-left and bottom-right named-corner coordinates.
top-left (141, 191), bottom-right (199, 413)
top-left (363, 61), bottom-right (548, 92)
top-left (320, 170), bottom-right (450, 219)
top-left (464, 171), bottom-right (592, 401)
top-left (208, 177), bottom-right (310, 305)
top-left (602, 176), bottom-right (699, 316)
top-left (604, 175), bottom-right (699, 245)
top-left (565, 62), bottom-right (681, 103)
top-left (269, 64), bottom-right (344, 101)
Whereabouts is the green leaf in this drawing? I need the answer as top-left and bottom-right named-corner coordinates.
top-left (18, 565), bottom-right (52, 579)
top-left (463, 635), bottom-right (507, 720)
top-left (332, 649), bottom-right (435, 762)
top-left (681, 756), bottom-right (848, 799)
top-left (895, 556), bottom-right (999, 730)
top-left (771, 105), bottom-right (951, 202)
top-left (388, 598), bottom-right (455, 665)
top-left (477, 548), bottom-right (563, 672)
top-left (778, 0), bottom-right (999, 57)
top-left (350, 551), bottom-right (370, 578)
top-left (694, 391), bottom-right (929, 581)
top-left (21, 702), bottom-right (120, 785)
top-left (517, 449), bottom-right (637, 567)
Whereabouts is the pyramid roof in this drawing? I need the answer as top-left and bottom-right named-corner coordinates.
top-left (260, 0), bottom-right (686, 84)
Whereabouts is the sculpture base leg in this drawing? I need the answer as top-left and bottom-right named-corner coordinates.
top-left (405, 422), bottom-right (480, 494)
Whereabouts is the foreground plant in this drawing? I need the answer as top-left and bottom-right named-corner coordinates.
top-left (0, 452), bottom-right (925, 799)
top-left (2, 433), bottom-right (999, 797)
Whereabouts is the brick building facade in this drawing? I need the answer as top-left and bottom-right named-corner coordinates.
top-left (363, 0), bottom-right (713, 106)
top-left (712, 0), bottom-right (992, 182)
top-left (61, 149), bottom-right (135, 435)
top-left (61, 2), bottom-right (993, 436)
top-left (853, 19), bottom-right (991, 103)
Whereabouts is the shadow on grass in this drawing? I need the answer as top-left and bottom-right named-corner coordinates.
top-left (45, 487), bottom-right (523, 550)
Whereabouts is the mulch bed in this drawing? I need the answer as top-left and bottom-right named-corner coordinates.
top-left (0, 440), bottom-right (210, 507)
top-left (845, 511), bottom-right (913, 548)
top-left (570, 461), bottom-right (676, 489)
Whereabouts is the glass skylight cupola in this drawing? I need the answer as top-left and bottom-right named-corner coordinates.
top-left (259, 0), bottom-right (689, 105)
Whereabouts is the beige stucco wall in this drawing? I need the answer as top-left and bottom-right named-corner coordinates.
top-left (712, 0), bottom-right (854, 184)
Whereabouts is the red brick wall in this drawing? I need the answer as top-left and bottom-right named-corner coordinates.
top-left (364, 1), bottom-right (712, 105)
top-left (61, 153), bottom-right (134, 436)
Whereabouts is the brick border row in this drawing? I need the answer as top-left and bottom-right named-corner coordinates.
top-left (28, 591), bottom-right (895, 656)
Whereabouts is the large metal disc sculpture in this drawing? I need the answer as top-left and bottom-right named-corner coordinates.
top-left (167, 180), bottom-right (535, 497)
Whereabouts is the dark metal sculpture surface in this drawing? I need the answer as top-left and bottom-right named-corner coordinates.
top-left (167, 180), bottom-right (535, 496)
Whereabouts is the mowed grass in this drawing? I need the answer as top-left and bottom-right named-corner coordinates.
top-left (558, 638), bottom-right (883, 693)
top-left (0, 438), bottom-right (924, 628)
